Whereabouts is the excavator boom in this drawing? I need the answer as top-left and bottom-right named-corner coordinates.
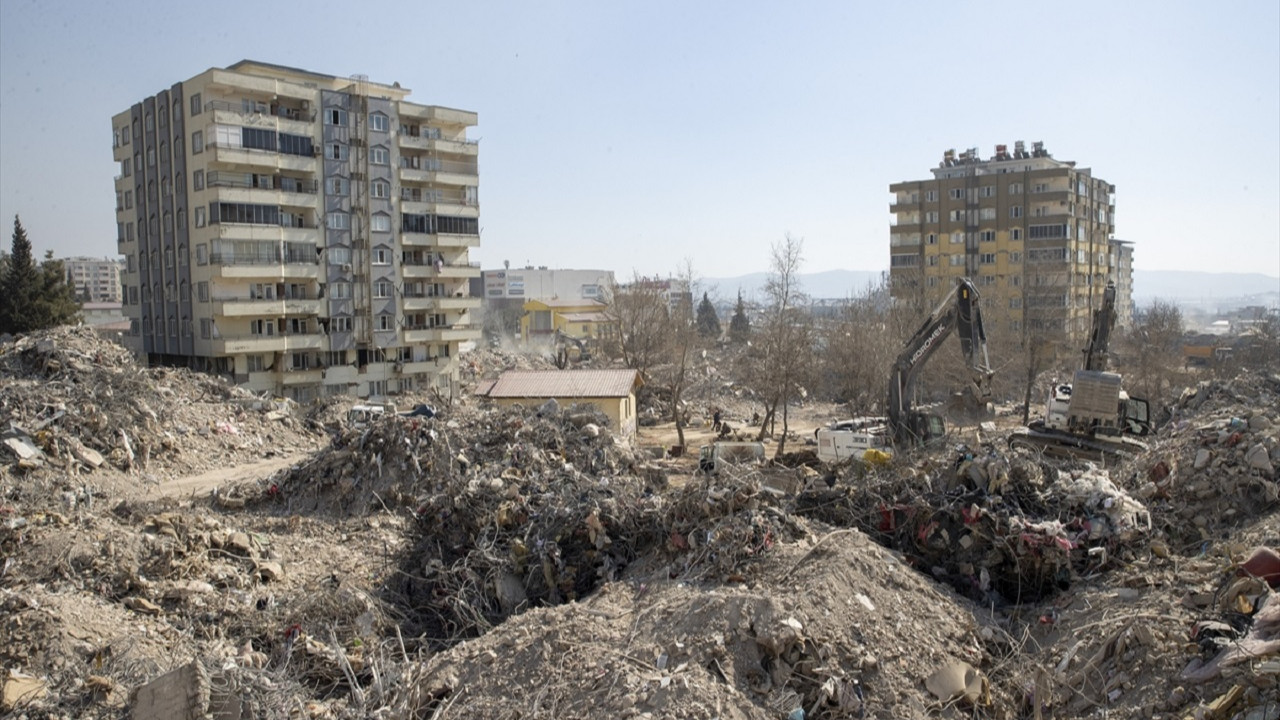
top-left (887, 278), bottom-right (993, 446)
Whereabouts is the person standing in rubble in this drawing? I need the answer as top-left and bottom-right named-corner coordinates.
top-left (712, 409), bottom-right (722, 433)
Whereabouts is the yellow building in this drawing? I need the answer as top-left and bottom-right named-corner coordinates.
top-left (521, 299), bottom-right (613, 343)
top-left (888, 141), bottom-right (1129, 343)
top-left (479, 369), bottom-right (642, 440)
top-left (111, 60), bottom-right (482, 403)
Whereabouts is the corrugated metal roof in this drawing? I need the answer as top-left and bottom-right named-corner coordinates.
top-left (484, 369), bottom-right (640, 399)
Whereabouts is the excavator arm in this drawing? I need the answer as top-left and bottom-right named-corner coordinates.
top-left (1081, 282), bottom-right (1117, 373)
top-left (887, 278), bottom-right (993, 446)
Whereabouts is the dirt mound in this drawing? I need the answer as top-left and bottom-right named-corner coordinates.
top-left (397, 528), bottom-right (1005, 720)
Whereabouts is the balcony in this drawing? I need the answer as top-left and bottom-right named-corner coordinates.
top-left (210, 255), bottom-right (321, 280)
top-left (281, 368), bottom-right (324, 385)
top-left (397, 134), bottom-right (478, 156)
top-left (403, 324), bottom-right (481, 343)
top-left (401, 232), bottom-right (480, 248)
top-left (208, 141), bottom-right (317, 172)
top-left (204, 99), bottom-right (316, 136)
top-left (213, 297), bottom-right (324, 317)
top-left (210, 332), bottom-right (324, 354)
top-left (400, 196), bottom-right (480, 217)
top-left (402, 295), bottom-right (480, 312)
top-left (400, 261), bottom-right (482, 280)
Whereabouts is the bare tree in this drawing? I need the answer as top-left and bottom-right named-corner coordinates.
top-left (603, 273), bottom-right (670, 383)
top-left (817, 273), bottom-right (896, 415)
top-left (748, 235), bottom-right (814, 454)
top-left (1120, 299), bottom-right (1186, 417)
top-left (667, 261), bottom-right (698, 448)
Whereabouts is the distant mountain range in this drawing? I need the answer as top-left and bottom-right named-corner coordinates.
top-left (702, 270), bottom-right (1279, 309)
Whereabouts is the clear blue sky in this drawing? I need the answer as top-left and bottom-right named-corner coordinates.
top-left (2, 0), bottom-right (1277, 280)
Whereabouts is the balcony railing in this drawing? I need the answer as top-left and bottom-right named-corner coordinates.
top-left (397, 158), bottom-right (478, 175)
top-left (400, 189), bottom-right (478, 206)
top-left (209, 253), bottom-right (317, 266)
top-left (207, 172), bottom-right (318, 194)
top-left (205, 99), bottom-right (316, 122)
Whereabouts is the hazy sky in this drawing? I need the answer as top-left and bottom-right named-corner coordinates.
top-left (1, 0), bottom-right (1277, 281)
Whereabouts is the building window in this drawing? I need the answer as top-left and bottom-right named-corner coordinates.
top-left (371, 180), bottom-right (389, 199)
top-left (190, 93), bottom-right (202, 116)
top-left (1010, 275), bottom-right (1021, 287)
top-left (924, 211), bottom-right (938, 223)
top-left (192, 130), bottom-right (203, 154)
top-left (373, 282), bottom-right (392, 299)
top-left (1009, 182), bottom-right (1022, 195)
top-left (377, 314), bottom-right (394, 331)
top-left (1009, 251), bottom-right (1022, 264)
top-left (147, 148), bottom-right (156, 167)
top-left (327, 212), bottom-right (349, 229)
top-left (195, 207), bottom-right (206, 228)
top-left (1011, 228), bottom-right (1022, 241)
top-left (371, 214), bottom-right (391, 232)
top-left (950, 232), bottom-right (963, 244)
top-left (328, 248), bottom-right (352, 265)
top-left (926, 233), bottom-right (937, 245)
top-left (1010, 205), bottom-right (1022, 218)
top-left (327, 144), bottom-right (348, 160)
top-left (927, 255), bottom-right (938, 267)
top-left (925, 190), bottom-right (937, 202)
top-left (326, 177), bottom-right (349, 195)
top-left (197, 281), bottom-right (209, 302)
top-left (326, 108), bottom-right (348, 126)
top-left (979, 207), bottom-right (995, 220)
top-left (979, 230), bottom-right (995, 242)
top-left (948, 188), bottom-right (963, 200)
top-left (370, 113), bottom-right (388, 132)
top-left (949, 255), bottom-right (964, 266)
top-left (372, 248), bottom-right (391, 265)
top-left (124, 191), bottom-right (133, 209)
top-left (1032, 183), bottom-right (1049, 193)
top-left (194, 170), bottom-right (204, 190)
top-left (330, 282), bottom-right (351, 299)
top-left (980, 186), bottom-right (995, 198)
top-left (371, 147), bottom-right (389, 165)
top-left (979, 253), bottom-right (996, 265)
top-left (889, 254), bottom-right (918, 268)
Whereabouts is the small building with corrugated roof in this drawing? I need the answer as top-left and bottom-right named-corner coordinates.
top-left (477, 368), bottom-right (641, 440)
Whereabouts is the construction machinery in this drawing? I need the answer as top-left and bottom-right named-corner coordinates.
top-left (553, 330), bottom-right (592, 369)
top-left (816, 278), bottom-right (993, 462)
top-left (1009, 282), bottom-right (1151, 459)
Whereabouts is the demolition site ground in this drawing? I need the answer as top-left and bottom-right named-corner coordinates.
top-left (1, 326), bottom-right (1278, 719)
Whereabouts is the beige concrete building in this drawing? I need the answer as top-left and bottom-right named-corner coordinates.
top-left (64, 256), bottom-right (124, 303)
top-left (111, 60), bottom-right (481, 402)
top-left (889, 141), bottom-right (1130, 342)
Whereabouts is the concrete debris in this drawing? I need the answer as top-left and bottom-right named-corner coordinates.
top-left (2, 670), bottom-right (47, 712)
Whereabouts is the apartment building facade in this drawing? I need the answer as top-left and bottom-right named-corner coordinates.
top-left (888, 141), bottom-right (1130, 342)
top-left (64, 256), bottom-right (124, 303)
top-left (111, 60), bottom-right (481, 402)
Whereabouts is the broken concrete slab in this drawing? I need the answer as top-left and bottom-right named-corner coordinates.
top-left (2, 435), bottom-right (42, 461)
top-left (2, 670), bottom-right (47, 711)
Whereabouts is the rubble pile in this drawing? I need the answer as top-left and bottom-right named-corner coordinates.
top-left (459, 346), bottom-right (557, 382)
top-left (1127, 372), bottom-right (1280, 550)
top-left (395, 528), bottom-right (1010, 719)
top-left (795, 449), bottom-right (1152, 604)
top-left (0, 327), bottom-right (321, 481)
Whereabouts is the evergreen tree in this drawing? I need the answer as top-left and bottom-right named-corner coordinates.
top-left (1, 215), bottom-right (37, 334)
top-left (695, 291), bottom-right (721, 339)
top-left (34, 251), bottom-right (80, 329)
top-left (728, 290), bottom-right (750, 342)
top-left (0, 216), bottom-right (79, 334)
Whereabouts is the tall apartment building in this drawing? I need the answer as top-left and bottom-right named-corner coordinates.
top-left (64, 256), bottom-right (124, 303)
top-left (889, 141), bottom-right (1130, 343)
top-left (111, 60), bottom-right (481, 402)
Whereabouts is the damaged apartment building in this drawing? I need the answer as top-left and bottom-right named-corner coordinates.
top-left (888, 141), bottom-right (1134, 343)
top-left (111, 60), bottom-right (481, 402)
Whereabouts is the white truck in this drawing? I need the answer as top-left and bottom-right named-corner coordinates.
top-left (814, 417), bottom-right (893, 464)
